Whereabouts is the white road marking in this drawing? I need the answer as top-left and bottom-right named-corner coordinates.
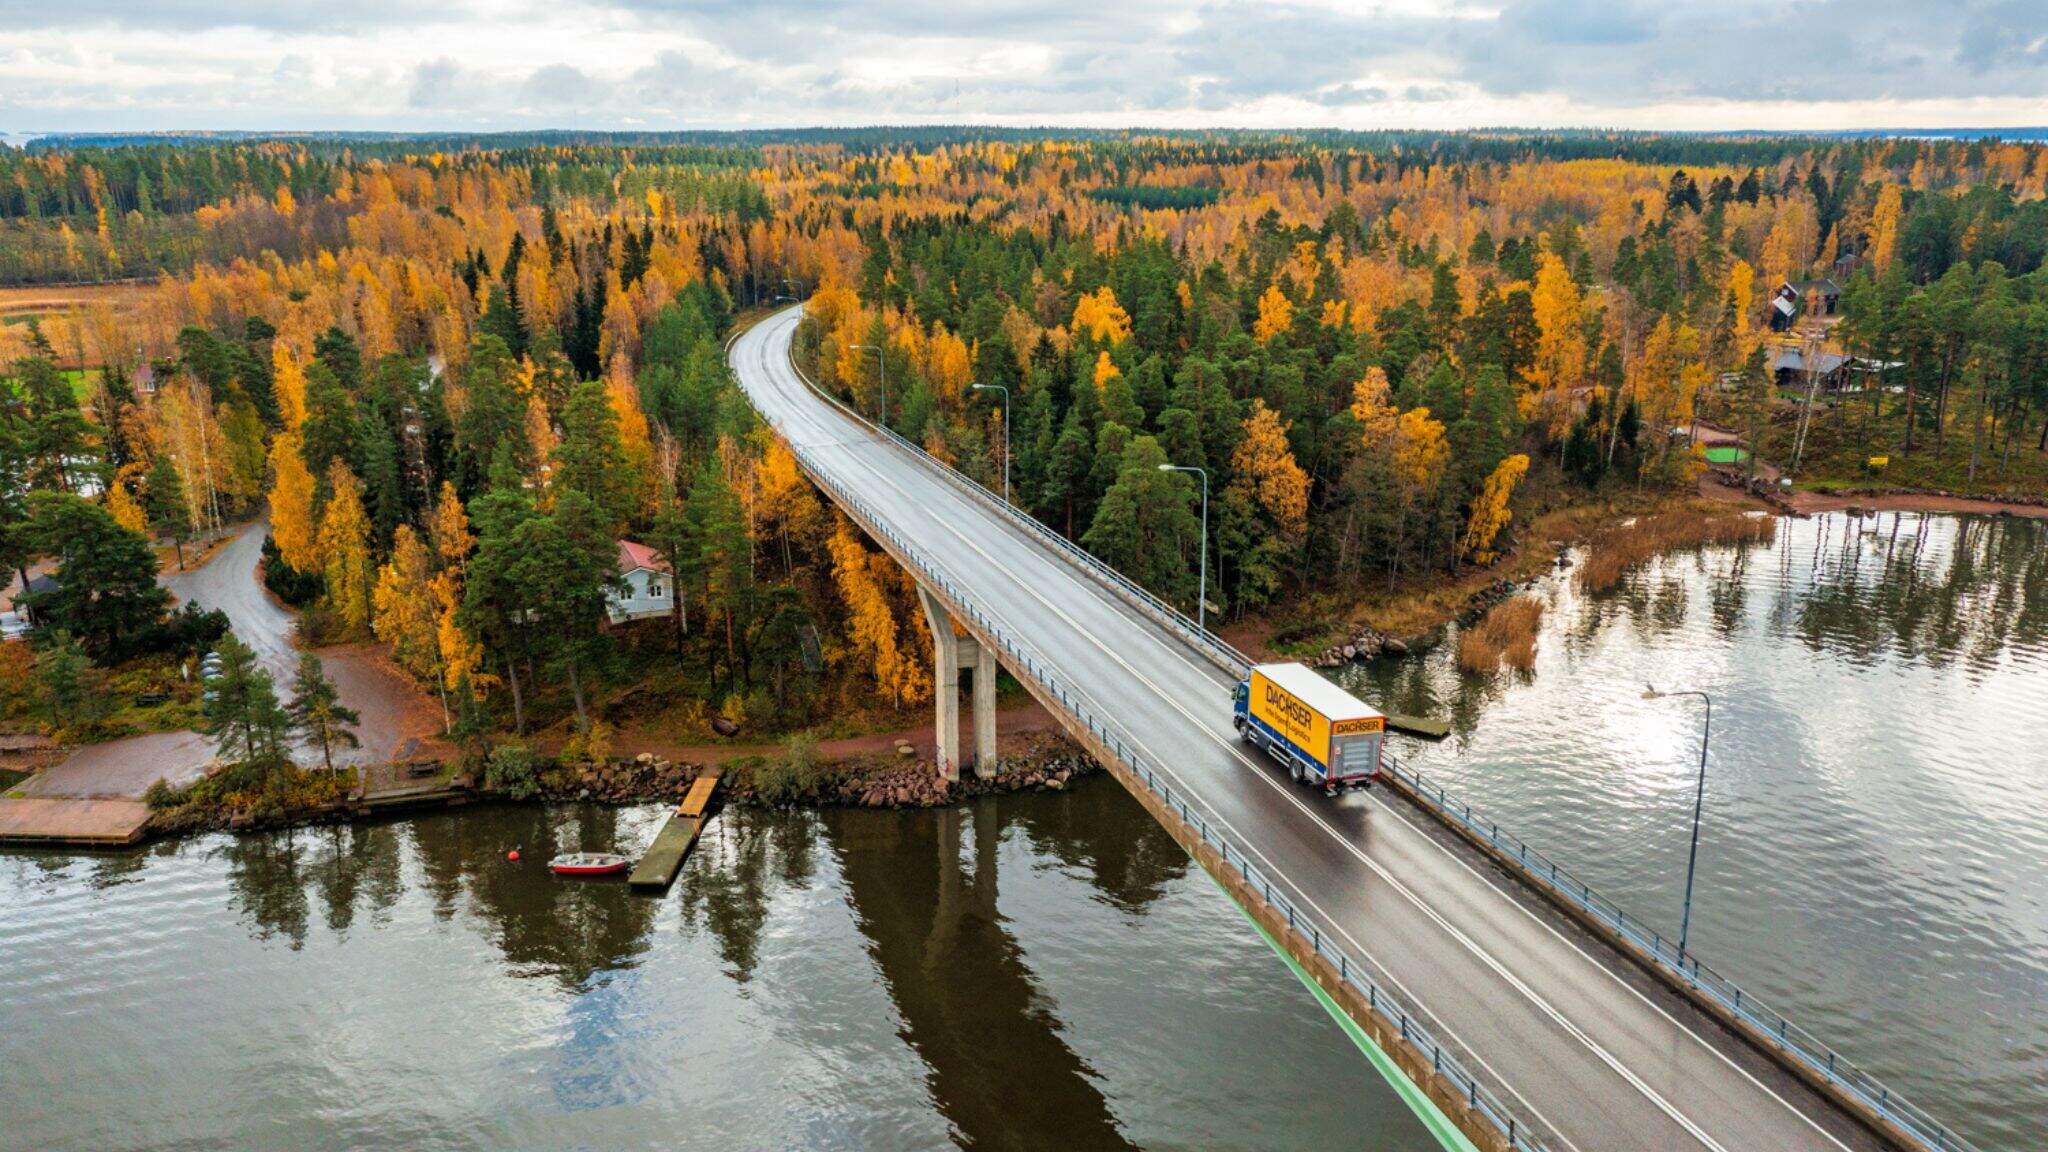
top-left (738, 310), bottom-right (1857, 1152)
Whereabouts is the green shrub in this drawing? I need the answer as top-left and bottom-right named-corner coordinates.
top-left (485, 745), bottom-right (543, 800)
top-left (750, 730), bottom-right (824, 805)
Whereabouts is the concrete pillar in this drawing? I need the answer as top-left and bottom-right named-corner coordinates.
top-left (917, 586), bottom-right (962, 782)
top-left (972, 637), bottom-right (998, 777)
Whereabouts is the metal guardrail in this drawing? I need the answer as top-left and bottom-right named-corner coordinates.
top-left (775, 322), bottom-right (1252, 679)
top-left (789, 451), bottom-right (1552, 1152)
top-left (733, 313), bottom-right (1549, 1151)
top-left (1382, 759), bottom-right (1977, 1152)
top-left (742, 305), bottom-right (1975, 1152)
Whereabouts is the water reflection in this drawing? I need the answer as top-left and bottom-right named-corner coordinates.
top-left (833, 800), bottom-right (1142, 1152)
top-left (1335, 511), bottom-right (2048, 1149)
top-left (1, 784), bottom-right (1434, 1151)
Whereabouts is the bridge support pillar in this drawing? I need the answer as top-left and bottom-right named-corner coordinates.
top-left (916, 586), bottom-right (999, 782)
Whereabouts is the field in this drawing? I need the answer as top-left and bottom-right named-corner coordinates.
top-left (0, 280), bottom-right (158, 368)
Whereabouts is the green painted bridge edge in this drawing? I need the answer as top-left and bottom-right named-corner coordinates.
top-left (1224, 879), bottom-right (1481, 1152)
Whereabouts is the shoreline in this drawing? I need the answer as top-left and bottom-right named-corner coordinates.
top-left (87, 733), bottom-right (1102, 848)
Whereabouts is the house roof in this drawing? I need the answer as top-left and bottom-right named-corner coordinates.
top-left (616, 539), bottom-right (671, 575)
top-left (1791, 278), bottom-right (1841, 296)
top-left (1770, 348), bottom-right (1850, 375)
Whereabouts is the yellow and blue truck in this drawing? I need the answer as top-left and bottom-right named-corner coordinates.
top-left (1232, 662), bottom-right (1385, 795)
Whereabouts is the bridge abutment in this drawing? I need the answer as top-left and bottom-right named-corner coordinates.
top-left (918, 585), bottom-right (999, 782)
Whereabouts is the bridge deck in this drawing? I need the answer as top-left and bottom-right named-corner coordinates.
top-left (732, 307), bottom-right (1886, 1152)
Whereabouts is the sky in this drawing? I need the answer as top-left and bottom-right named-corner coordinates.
top-left (3, 0), bottom-right (2048, 135)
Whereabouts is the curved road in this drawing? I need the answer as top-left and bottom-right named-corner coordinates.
top-left (733, 306), bottom-right (1885, 1152)
top-left (163, 515), bottom-right (441, 768)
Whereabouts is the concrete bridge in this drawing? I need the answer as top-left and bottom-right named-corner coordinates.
top-left (730, 305), bottom-right (1956, 1152)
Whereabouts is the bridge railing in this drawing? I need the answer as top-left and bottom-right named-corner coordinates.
top-left (770, 429), bottom-right (1554, 1152)
top-left (1381, 757), bottom-right (1977, 1152)
top-left (777, 324), bottom-right (1251, 680)
top-left (745, 311), bottom-right (1972, 1152)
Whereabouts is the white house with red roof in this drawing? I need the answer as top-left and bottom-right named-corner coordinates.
top-left (608, 539), bottom-right (674, 624)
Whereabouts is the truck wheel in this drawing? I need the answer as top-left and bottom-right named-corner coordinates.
top-left (1289, 764), bottom-right (1304, 784)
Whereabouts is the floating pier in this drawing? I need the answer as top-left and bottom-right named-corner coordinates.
top-left (628, 771), bottom-right (722, 890)
top-left (1384, 713), bottom-right (1451, 740)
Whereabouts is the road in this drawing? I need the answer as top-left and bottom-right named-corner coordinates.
top-left (733, 306), bottom-right (1885, 1152)
top-left (163, 514), bottom-right (442, 768)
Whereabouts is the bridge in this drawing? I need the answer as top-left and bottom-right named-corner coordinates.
top-left (730, 304), bottom-right (1960, 1152)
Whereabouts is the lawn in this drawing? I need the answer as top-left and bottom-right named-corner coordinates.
top-left (1759, 398), bottom-right (2048, 497)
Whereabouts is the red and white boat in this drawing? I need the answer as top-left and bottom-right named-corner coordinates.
top-left (548, 852), bottom-right (631, 877)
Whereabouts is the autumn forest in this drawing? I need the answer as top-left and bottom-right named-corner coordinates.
top-left (4, 129), bottom-right (2047, 775)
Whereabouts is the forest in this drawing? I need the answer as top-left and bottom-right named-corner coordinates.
top-left (2, 128), bottom-right (2045, 779)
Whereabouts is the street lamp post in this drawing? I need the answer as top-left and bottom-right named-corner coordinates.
top-left (852, 343), bottom-right (887, 426)
top-left (1643, 685), bottom-right (1713, 960)
top-left (971, 383), bottom-right (1010, 502)
top-left (1157, 463), bottom-right (1210, 635)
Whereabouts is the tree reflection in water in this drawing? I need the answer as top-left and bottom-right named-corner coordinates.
top-left (830, 794), bottom-right (1149, 1152)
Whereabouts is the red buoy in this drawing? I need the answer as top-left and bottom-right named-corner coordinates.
top-left (507, 849), bottom-right (520, 862)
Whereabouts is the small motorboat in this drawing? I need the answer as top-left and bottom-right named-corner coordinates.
top-left (548, 852), bottom-right (631, 877)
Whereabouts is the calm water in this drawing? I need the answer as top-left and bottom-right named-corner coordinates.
top-left (0, 786), bottom-right (1436, 1152)
top-left (1341, 511), bottom-right (2048, 1149)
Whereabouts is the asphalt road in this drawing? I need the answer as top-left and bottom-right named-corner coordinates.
top-left (163, 515), bottom-right (440, 768)
top-left (733, 306), bottom-right (1886, 1152)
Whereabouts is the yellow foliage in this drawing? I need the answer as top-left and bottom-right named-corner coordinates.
top-left (1460, 454), bottom-right (1530, 564)
top-left (1092, 349), bottom-right (1120, 390)
top-left (272, 343), bottom-right (308, 430)
top-left (106, 471), bottom-right (149, 536)
top-left (1868, 184), bottom-right (1902, 274)
top-left (318, 461), bottom-right (374, 638)
top-left (268, 432), bottom-right (319, 573)
top-left (1230, 399), bottom-right (1309, 543)
top-left (1070, 286), bottom-right (1132, 344)
top-left (1253, 284), bottom-right (1294, 343)
top-left (373, 525), bottom-right (440, 686)
top-left (826, 517), bottom-right (930, 708)
top-left (1392, 408), bottom-right (1449, 493)
top-left (428, 481), bottom-right (472, 567)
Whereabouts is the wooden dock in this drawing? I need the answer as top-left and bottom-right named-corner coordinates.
top-left (628, 772), bottom-right (721, 890)
top-left (1385, 713), bottom-right (1451, 740)
top-left (0, 797), bottom-right (151, 846)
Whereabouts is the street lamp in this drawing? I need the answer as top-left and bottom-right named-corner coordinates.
top-left (1643, 685), bottom-right (1713, 960)
top-left (971, 383), bottom-right (1010, 502)
top-left (1157, 463), bottom-right (1210, 635)
top-left (852, 342), bottom-right (887, 426)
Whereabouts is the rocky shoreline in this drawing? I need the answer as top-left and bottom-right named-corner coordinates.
top-left (1305, 575), bottom-right (1544, 669)
top-left (144, 735), bottom-right (1102, 840)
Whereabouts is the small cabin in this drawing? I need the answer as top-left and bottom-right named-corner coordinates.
top-left (1768, 279), bottom-right (1841, 331)
top-left (606, 539), bottom-right (673, 624)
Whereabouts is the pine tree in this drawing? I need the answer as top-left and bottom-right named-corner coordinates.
top-left (286, 653), bottom-right (360, 772)
top-left (143, 453), bottom-right (193, 569)
top-left (24, 492), bottom-right (169, 661)
top-left (555, 380), bottom-right (633, 531)
top-left (204, 633), bottom-right (290, 767)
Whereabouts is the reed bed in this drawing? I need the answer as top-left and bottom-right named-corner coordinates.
top-left (1457, 595), bottom-right (1546, 674)
top-left (1575, 509), bottom-right (1776, 595)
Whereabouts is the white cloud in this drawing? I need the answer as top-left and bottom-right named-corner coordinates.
top-left (0, 0), bottom-right (2043, 131)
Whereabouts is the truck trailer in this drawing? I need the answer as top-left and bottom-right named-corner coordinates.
top-left (1232, 662), bottom-right (1385, 795)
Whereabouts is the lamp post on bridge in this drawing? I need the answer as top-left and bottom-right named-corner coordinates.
top-left (1157, 463), bottom-right (1210, 637)
top-left (971, 383), bottom-right (1010, 503)
top-left (852, 342), bottom-right (887, 427)
top-left (1643, 685), bottom-right (1713, 960)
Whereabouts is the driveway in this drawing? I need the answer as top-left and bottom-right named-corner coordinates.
top-left (163, 515), bottom-right (446, 768)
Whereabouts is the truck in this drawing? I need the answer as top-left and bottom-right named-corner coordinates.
top-left (1232, 662), bottom-right (1385, 795)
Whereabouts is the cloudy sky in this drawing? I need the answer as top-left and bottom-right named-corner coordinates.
top-left (4, 0), bottom-right (2048, 134)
